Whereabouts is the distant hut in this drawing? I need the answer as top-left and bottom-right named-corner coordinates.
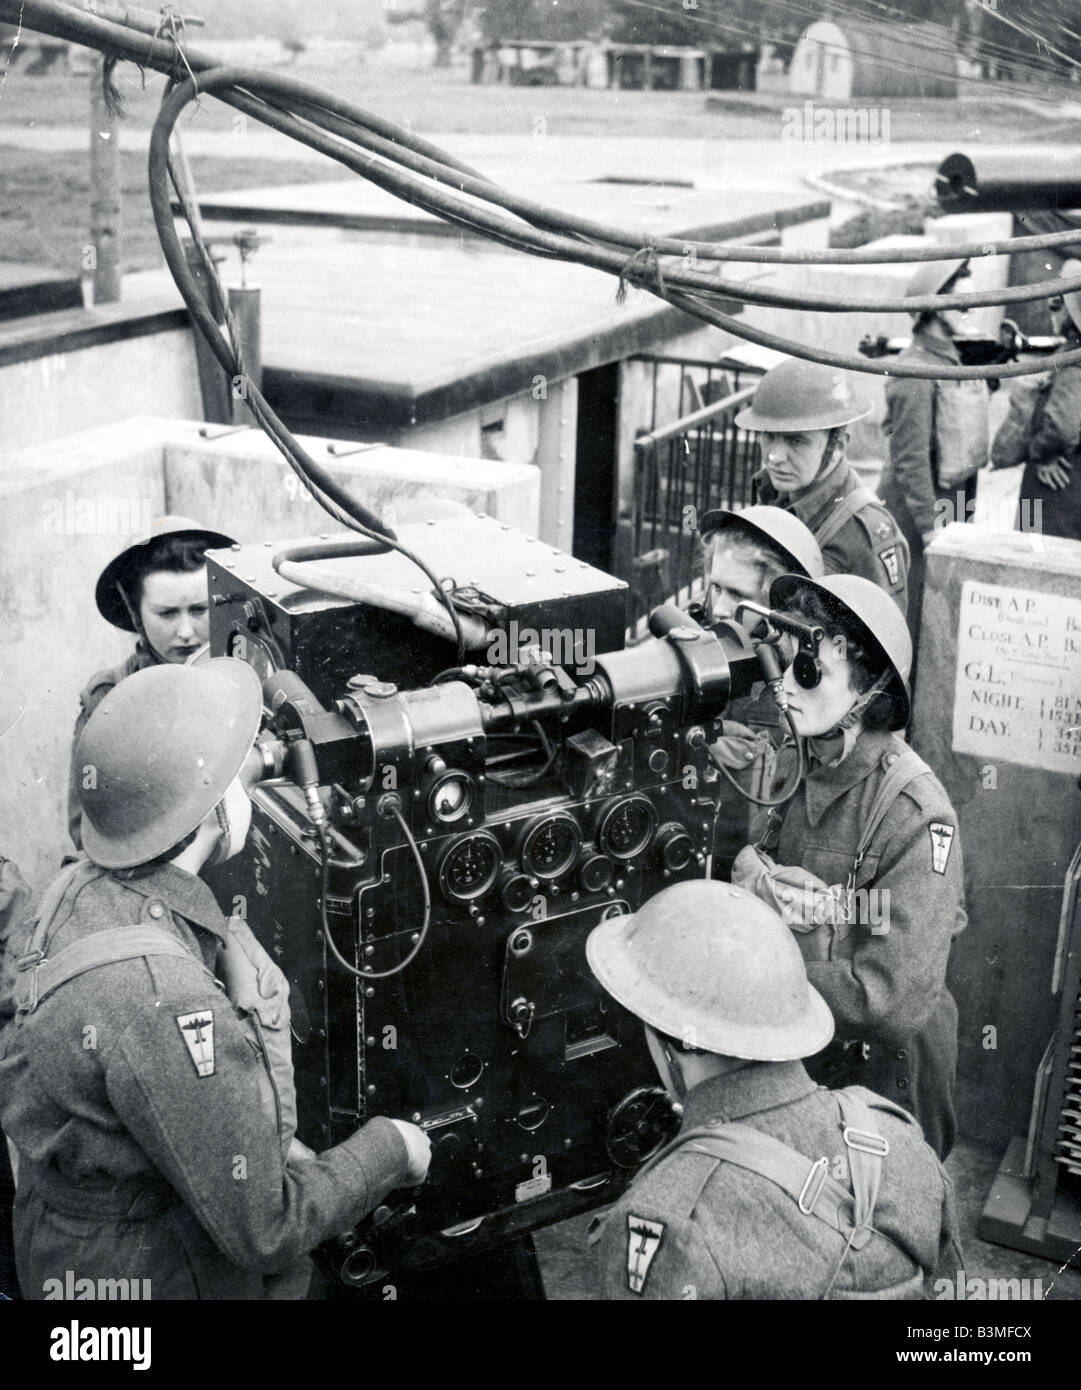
top-left (789, 20), bottom-right (958, 100)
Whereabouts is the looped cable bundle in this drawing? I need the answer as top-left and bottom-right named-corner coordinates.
top-left (5, 0), bottom-right (1081, 623)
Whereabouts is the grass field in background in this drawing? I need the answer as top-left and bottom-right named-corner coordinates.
top-left (2, 55), bottom-right (1078, 276)
top-left (1, 57), bottom-right (1078, 143)
top-left (0, 150), bottom-right (350, 275)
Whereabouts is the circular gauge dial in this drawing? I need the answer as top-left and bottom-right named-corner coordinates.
top-left (519, 813), bottom-right (582, 881)
top-left (596, 795), bottom-right (658, 861)
top-left (438, 831), bottom-right (501, 904)
top-left (428, 771), bottom-right (475, 825)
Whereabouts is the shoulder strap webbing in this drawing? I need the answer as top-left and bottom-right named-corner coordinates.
top-left (852, 746), bottom-right (929, 873)
top-left (813, 485), bottom-right (880, 549)
top-left (636, 1085), bottom-right (890, 1254)
top-left (13, 861), bottom-right (211, 1017)
top-left (17, 927), bottom-right (200, 1015)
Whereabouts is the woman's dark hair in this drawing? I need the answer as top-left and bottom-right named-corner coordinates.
top-left (125, 536), bottom-right (211, 607)
top-left (784, 586), bottom-right (900, 732)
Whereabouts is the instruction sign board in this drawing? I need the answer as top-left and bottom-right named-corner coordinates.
top-left (952, 578), bottom-right (1081, 773)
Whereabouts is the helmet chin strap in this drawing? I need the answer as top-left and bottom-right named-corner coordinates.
top-left (815, 672), bottom-right (893, 767)
top-left (206, 797), bottom-right (234, 868)
top-left (645, 1024), bottom-right (688, 1101)
top-left (115, 579), bottom-right (165, 665)
top-left (814, 427), bottom-right (845, 484)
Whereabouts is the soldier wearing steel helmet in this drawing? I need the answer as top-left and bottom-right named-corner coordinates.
top-left (880, 258), bottom-right (991, 652)
top-left (1009, 259), bottom-right (1081, 540)
top-left (67, 515), bottom-right (235, 851)
top-left (733, 574), bottom-right (966, 1159)
top-left (696, 506), bottom-right (824, 875)
top-left (0, 661), bottom-right (430, 1300)
top-left (586, 879), bottom-right (964, 1300)
top-left (739, 359), bottom-right (910, 615)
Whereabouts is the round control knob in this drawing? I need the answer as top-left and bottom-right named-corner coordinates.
top-left (501, 871), bottom-right (535, 913)
top-left (579, 854), bottom-right (614, 894)
top-left (655, 822), bottom-right (694, 874)
top-left (647, 747), bottom-right (669, 774)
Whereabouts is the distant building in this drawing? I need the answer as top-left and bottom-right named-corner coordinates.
top-left (789, 20), bottom-right (958, 100)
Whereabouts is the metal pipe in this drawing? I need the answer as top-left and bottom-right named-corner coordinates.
top-left (937, 151), bottom-right (1081, 214)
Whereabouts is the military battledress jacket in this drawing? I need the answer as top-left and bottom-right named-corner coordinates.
top-left (880, 331), bottom-right (988, 647)
top-left (767, 730), bottom-right (966, 1159)
top-left (595, 1062), bottom-right (964, 1300)
top-left (755, 461), bottom-right (909, 614)
top-left (0, 861), bottom-right (409, 1300)
top-left (67, 642), bottom-right (159, 850)
top-left (1017, 355), bottom-right (1081, 541)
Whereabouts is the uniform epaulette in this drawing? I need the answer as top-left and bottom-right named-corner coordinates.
top-left (854, 500), bottom-right (900, 540)
top-left (77, 651), bottom-right (149, 711)
top-left (78, 663), bottom-right (130, 710)
top-left (631, 1146), bottom-right (723, 1222)
top-left (843, 1085), bottom-right (918, 1127)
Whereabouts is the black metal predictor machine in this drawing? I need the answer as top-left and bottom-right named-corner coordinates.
top-left (203, 516), bottom-right (761, 1287)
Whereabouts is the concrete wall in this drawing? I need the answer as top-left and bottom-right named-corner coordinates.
top-left (0, 324), bottom-right (201, 454)
top-left (1, 418), bottom-right (539, 894)
top-left (1, 424), bottom-right (167, 894)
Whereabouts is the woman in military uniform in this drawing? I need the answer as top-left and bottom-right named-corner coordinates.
top-left (67, 515), bottom-right (233, 849)
top-left (740, 358), bottom-right (910, 615)
top-left (2, 661), bottom-right (430, 1300)
top-left (734, 574), bottom-right (965, 1158)
top-left (697, 506), bottom-right (823, 877)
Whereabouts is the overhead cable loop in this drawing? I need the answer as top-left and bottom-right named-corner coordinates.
top-left (10, 3), bottom-right (1081, 266)
top-left (142, 64), bottom-right (1081, 330)
top-left (138, 68), bottom-right (1081, 313)
top-left (144, 67), bottom-right (1081, 380)
top-left (150, 76), bottom-right (468, 661)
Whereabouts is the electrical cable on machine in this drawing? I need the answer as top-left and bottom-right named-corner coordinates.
top-left (316, 805), bottom-right (431, 981)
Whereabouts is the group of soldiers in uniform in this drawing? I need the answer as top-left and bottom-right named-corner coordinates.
top-left (4, 255), bottom-right (1064, 1301)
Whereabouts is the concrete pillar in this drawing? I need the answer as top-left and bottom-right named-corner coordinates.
top-left (535, 377), bottom-right (578, 551)
top-left (912, 523), bottom-right (1081, 1148)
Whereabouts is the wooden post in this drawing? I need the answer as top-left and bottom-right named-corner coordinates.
top-left (89, 53), bottom-right (121, 303)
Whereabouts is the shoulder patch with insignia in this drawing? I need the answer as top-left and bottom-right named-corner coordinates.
top-left (176, 1010), bottom-right (215, 1076)
top-left (879, 546), bottom-right (900, 587)
top-left (626, 1214), bottom-right (665, 1294)
top-left (929, 823), bottom-right (955, 875)
top-left (874, 519), bottom-right (893, 540)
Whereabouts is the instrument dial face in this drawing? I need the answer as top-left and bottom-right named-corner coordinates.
top-left (597, 795), bottom-right (658, 862)
top-left (428, 771), bottom-right (475, 825)
top-left (519, 814), bottom-right (582, 881)
top-left (438, 831), bottom-right (501, 904)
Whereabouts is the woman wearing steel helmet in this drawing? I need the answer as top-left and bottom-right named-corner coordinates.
top-left (739, 358), bottom-right (910, 615)
top-left (3, 662), bottom-right (430, 1300)
top-left (67, 515), bottom-right (234, 850)
top-left (697, 505), bottom-right (824, 875)
top-left (733, 574), bottom-right (965, 1158)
